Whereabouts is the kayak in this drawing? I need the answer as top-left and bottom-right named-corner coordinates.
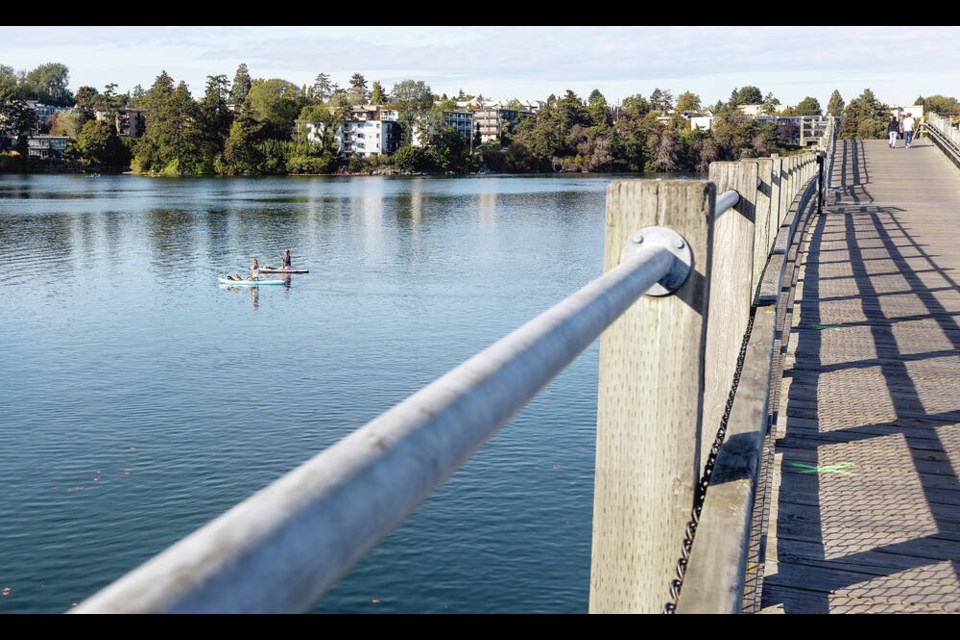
top-left (259, 267), bottom-right (309, 274)
top-left (218, 277), bottom-right (287, 286)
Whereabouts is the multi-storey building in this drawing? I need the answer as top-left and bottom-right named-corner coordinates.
top-left (94, 107), bottom-right (146, 138)
top-left (27, 134), bottom-right (70, 158)
top-left (336, 119), bottom-right (402, 156)
top-left (302, 118), bottom-right (402, 157)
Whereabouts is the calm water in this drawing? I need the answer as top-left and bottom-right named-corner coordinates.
top-left (0, 172), bottom-right (641, 614)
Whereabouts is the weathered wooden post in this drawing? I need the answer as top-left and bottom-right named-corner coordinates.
top-left (701, 162), bottom-right (759, 468)
top-left (769, 154), bottom-right (784, 232)
top-left (753, 158), bottom-right (775, 296)
top-left (590, 180), bottom-right (714, 614)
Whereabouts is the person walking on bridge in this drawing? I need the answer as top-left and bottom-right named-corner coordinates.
top-left (888, 116), bottom-right (900, 148)
top-left (902, 114), bottom-right (916, 148)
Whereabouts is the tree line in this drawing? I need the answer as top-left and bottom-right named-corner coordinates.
top-left (3, 62), bottom-right (959, 176)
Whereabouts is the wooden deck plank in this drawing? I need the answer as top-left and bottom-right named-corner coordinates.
top-left (759, 138), bottom-right (960, 614)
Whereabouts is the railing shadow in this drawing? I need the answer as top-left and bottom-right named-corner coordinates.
top-left (764, 139), bottom-right (960, 613)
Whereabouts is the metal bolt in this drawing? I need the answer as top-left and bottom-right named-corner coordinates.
top-left (632, 234), bottom-right (644, 243)
top-left (674, 239), bottom-right (685, 249)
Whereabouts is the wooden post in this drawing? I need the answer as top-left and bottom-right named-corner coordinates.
top-left (769, 154), bottom-right (783, 232)
top-left (753, 158), bottom-right (774, 297)
top-left (591, 180), bottom-right (714, 614)
top-left (702, 161), bottom-right (758, 470)
top-left (781, 157), bottom-right (794, 226)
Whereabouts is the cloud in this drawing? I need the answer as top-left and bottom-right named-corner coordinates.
top-left (2, 26), bottom-right (958, 107)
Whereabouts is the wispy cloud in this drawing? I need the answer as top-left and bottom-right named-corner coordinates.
top-left (2, 26), bottom-right (958, 107)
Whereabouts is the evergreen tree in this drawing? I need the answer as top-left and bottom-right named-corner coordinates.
top-left (129, 84), bottom-right (146, 107)
top-left (649, 88), bottom-right (674, 114)
top-left (761, 92), bottom-right (780, 115)
top-left (587, 89), bottom-right (611, 128)
top-left (310, 73), bottom-right (332, 103)
top-left (796, 97), bottom-right (822, 116)
top-left (221, 108), bottom-right (266, 175)
top-left (135, 72), bottom-right (199, 174)
top-left (827, 90), bottom-right (845, 117)
top-left (229, 63), bottom-right (252, 105)
top-left (370, 81), bottom-right (386, 105)
top-left (196, 74), bottom-right (233, 169)
top-left (348, 73), bottom-right (368, 106)
top-left (74, 86), bottom-right (99, 122)
top-left (840, 89), bottom-right (888, 140)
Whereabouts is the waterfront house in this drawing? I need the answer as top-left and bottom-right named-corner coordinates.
top-left (27, 134), bottom-right (70, 158)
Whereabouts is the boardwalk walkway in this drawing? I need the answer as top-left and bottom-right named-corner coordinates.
top-left (760, 137), bottom-right (960, 613)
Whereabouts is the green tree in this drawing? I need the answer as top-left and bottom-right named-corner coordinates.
top-left (195, 74), bottom-right (233, 170)
top-left (129, 84), bottom-right (146, 107)
top-left (0, 65), bottom-right (17, 103)
top-left (348, 73), bottom-right (368, 106)
top-left (795, 96), bottom-right (822, 116)
top-left (3, 98), bottom-right (38, 154)
top-left (729, 85), bottom-right (763, 106)
top-left (710, 106), bottom-right (762, 159)
top-left (827, 90), bottom-right (845, 117)
top-left (761, 92), bottom-right (780, 115)
top-left (649, 88), bottom-right (674, 114)
top-left (587, 89), bottom-right (611, 128)
top-left (620, 94), bottom-right (651, 118)
top-left (840, 89), bottom-right (888, 140)
top-left (243, 78), bottom-right (305, 139)
top-left (675, 91), bottom-right (701, 113)
top-left (391, 80), bottom-right (434, 145)
top-left (310, 73), bottom-right (332, 103)
top-left (390, 144), bottom-right (432, 172)
top-left (76, 118), bottom-right (129, 168)
top-left (921, 94), bottom-right (960, 115)
top-left (20, 63), bottom-right (74, 106)
top-left (296, 103), bottom-right (345, 156)
top-left (370, 81), bottom-right (386, 105)
top-left (428, 126), bottom-right (472, 172)
top-left (134, 71), bottom-right (199, 174)
top-left (74, 86), bottom-right (99, 122)
top-left (220, 109), bottom-right (266, 175)
top-left (96, 83), bottom-right (124, 115)
top-left (229, 63), bottom-right (252, 105)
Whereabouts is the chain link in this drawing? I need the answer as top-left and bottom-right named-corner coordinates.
top-left (663, 309), bottom-right (757, 614)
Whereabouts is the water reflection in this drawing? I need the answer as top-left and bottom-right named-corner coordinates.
top-left (0, 172), bottom-right (617, 614)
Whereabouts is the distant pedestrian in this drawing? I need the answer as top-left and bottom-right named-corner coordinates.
top-left (887, 116), bottom-right (900, 148)
top-left (902, 114), bottom-right (916, 148)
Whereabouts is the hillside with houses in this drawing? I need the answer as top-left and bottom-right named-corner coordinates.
top-left (2, 63), bottom-right (956, 176)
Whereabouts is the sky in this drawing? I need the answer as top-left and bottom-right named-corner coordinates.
top-left (2, 26), bottom-right (959, 109)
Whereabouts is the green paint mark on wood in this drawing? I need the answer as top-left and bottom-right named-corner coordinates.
top-left (785, 461), bottom-right (856, 476)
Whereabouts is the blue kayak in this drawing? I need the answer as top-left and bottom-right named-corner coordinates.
top-left (218, 277), bottom-right (287, 286)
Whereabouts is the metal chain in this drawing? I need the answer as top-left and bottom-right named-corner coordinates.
top-left (663, 309), bottom-right (757, 614)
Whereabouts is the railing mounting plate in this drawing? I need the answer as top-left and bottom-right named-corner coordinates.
top-left (621, 225), bottom-right (693, 297)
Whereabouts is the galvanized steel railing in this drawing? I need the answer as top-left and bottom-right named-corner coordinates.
top-left (926, 113), bottom-right (960, 167)
top-left (73, 189), bottom-right (740, 614)
top-left (72, 139), bottom-right (827, 614)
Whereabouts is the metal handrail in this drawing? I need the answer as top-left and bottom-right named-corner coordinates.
top-left (925, 114), bottom-right (960, 167)
top-left (72, 189), bottom-right (741, 614)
